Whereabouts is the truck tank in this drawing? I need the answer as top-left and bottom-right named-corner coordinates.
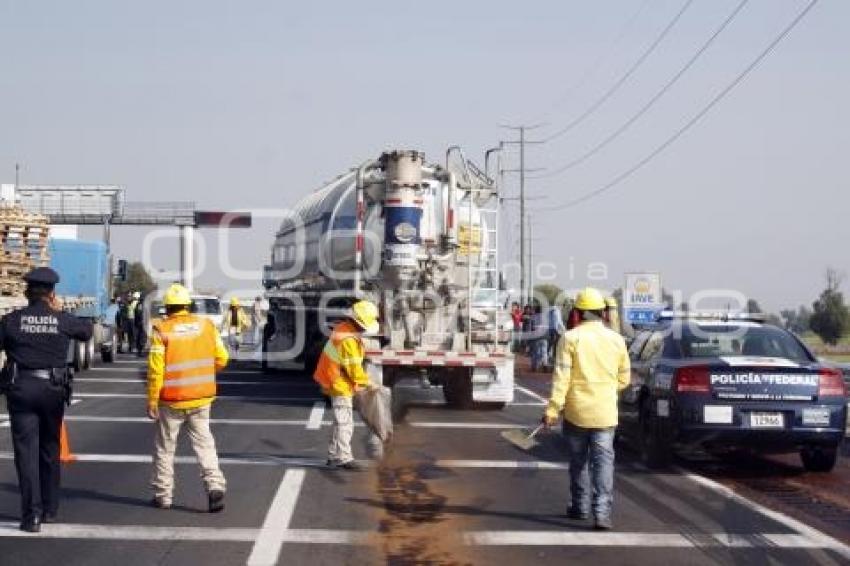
top-left (263, 149), bottom-right (513, 408)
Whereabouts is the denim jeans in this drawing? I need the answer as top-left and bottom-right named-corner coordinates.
top-left (563, 422), bottom-right (616, 520)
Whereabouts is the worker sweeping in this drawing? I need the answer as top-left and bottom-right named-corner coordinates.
top-left (543, 287), bottom-right (630, 531)
top-left (221, 296), bottom-right (250, 354)
top-left (313, 300), bottom-right (380, 470)
top-left (147, 283), bottom-right (229, 512)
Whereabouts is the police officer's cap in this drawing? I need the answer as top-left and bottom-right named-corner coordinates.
top-left (24, 267), bottom-right (60, 286)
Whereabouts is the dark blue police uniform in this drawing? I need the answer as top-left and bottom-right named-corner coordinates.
top-left (0, 267), bottom-right (92, 532)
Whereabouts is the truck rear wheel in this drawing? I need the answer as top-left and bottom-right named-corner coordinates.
top-left (72, 340), bottom-right (86, 373)
top-left (443, 374), bottom-right (473, 409)
top-left (83, 339), bottom-right (94, 370)
top-left (101, 338), bottom-right (116, 363)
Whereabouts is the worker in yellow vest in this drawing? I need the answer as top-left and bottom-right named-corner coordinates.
top-left (313, 300), bottom-right (380, 470)
top-left (147, 284), bottom-right (230, 512)
top-left (221, 296), bottom-right (251, 354)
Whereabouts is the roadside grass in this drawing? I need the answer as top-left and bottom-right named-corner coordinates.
top-left (800, 331), bottom-right (850, 347)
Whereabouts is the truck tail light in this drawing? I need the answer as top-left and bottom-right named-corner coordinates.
top-left (674, 366), bottom-right (710, 394)
top-left (818, 368), bottom-right (846, 398)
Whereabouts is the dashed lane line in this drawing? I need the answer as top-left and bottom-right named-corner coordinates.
top-left (247, 469), bottom-right (306, 566)
top-left (435, 459), bottom-right (568, 470)
top-left (306, 402), bottom-right (325, 430)
top-left (0, 522), bottom-right (257, 541)
top-left (0, 452), bottom-right (329, 468)
top-left (75, 377), bottom-right (302, 386)
top-left (672, 466), bottom-right (850, 560)
top-left (0, 452), bottom-right (564, 470)
top-left (59, 416), bottom-right (313, 426)
top-left (72, 393), bottom-right (321, 403)
top-left (514, 384), bottom-right (548, 404)
top-left (0, 522), bottom-right (842, 554)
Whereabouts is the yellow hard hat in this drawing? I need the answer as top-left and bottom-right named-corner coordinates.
top-left (163, 284), bottom-right (192, 306)
top-left (574, 287), bottom-right (606, 311)
top-left (230, 296), bottom-right (240, 307)
top-left (350, 300), bottom-right (380, 334)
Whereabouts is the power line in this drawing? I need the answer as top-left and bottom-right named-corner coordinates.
top-left (532, 0), bottom-right (750, 180)
top-left (532, 0), bottom-right (652, 122)
top-left (542, 0), bottom-right (695, 143)
top-left (540, 0), bottom-right (820, 213)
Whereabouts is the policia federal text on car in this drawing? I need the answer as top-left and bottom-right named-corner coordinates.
top-left (0, 267), bottom-right (93, 532)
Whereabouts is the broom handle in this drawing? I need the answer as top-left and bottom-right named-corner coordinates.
top-left (527, 424), bottom-right (544, 440)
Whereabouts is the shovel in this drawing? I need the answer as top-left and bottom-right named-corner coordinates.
top-left (500, 423), bottom-right (545, 451)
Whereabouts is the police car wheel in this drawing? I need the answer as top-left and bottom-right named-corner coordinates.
top-left (640, 399), bottom-right (672, 469)
top-left (800, 446), bottom-right (838, 473)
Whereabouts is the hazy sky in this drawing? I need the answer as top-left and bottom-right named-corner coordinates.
top-left (1, 0), bottom-right (847, 312)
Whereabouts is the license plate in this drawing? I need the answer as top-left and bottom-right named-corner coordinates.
top-left (750, 412), bottom-right (784, 428)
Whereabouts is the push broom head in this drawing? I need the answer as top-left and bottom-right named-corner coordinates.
top-left (500, 424), bottom-right (544, 451)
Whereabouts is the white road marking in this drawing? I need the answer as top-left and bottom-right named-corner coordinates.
top-left (75, 377), bottom-right (291, 386)
top-left (0, 452), bottom-right (329, 468)
top-left (435, 459), bottom-right (568, 470)
top-left (674, 467), bottom-right (850, 559)
top-left (89, 368), bottom-right (144, 373)
top-left (61, 416), bottom-right (311, 426)
top-left (412, 399), bottom-right (544, 407)
top-left (247, 469), bottom-right (306, 566)
top-left (72, 393), bottom-right (320, 402)
top-left (514, 384), bottom-right (548, 404)
top-left (464, 531), bottom-right (849, 550)
top-left (0, 521), bottom-right (840, 553)
top-left (282, 529), bottom-right (373, 544)
top-left (0, 522), bottom-right (257, 541)
top-left (306, 402), bottom-right (325, 430)
top-left (409, 422), bottom-right (526, 430)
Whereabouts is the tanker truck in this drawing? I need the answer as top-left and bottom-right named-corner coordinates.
top-left (262, 149), bottom-right (514, 408)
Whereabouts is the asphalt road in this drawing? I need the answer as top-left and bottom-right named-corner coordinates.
top-left (0, 354), bottom-right (848, 566)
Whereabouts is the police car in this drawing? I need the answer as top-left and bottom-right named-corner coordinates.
top-left (619, 312), bottom-right (847, 472)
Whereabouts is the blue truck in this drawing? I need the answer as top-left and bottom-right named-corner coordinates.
top-left (49, 238), bottom-right (117, 369)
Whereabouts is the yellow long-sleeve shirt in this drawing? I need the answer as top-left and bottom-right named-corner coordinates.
top-left (545, 320), bottom-right (631, 428)
top-left (147, 310), bottom-right (230, 410)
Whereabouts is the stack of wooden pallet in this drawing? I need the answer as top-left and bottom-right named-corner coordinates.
top-left (0, 205), bottom-right (50, 296)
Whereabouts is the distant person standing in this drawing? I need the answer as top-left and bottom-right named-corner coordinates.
top-left (530, 304), bottom-right (549, 372)
top-left (221, 297), bottom-right (250, 354)
top-left (115, 296), bottom-right (127, 353)
top-left (0, 267), bottom-right (93, 532)
top-left (251, 296), bottom-right (264, 347)
top-left (147, 284), bottom-right (229, 512)
top-left (510, 302), bottom-right (522, 353)
top-left (133, 293), bottom-right (146, 357)
top-left (124, 292), bottom-right (139, 354)
top-left (543, 287), bottom-right (630, 531)
top-left (548, 305), bottom-right (566, 361)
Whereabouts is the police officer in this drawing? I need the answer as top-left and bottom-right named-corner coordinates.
top-left (0, 267), bottom-right (93, 532)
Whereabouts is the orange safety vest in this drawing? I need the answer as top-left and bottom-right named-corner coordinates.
top-left (313, 320), bottom-right (363, 392)
top-left (155, 314), bottom-right (218, 403)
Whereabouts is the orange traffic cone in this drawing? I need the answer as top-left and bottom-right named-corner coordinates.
top-left (59, 422), bottom-right (76, 463)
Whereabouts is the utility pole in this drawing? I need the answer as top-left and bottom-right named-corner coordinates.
top-left (498, 124), bottom-right (545, 305)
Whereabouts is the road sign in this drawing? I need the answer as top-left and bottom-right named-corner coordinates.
top-left (624, 272), bottom-right (663, 325)
top-left (625, 308), bottom-right (659, 324)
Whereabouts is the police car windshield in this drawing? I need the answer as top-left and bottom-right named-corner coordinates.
top-left (191, 299), bottom-right (221, 315)
top-left (669, 324), bottom-right (813, 362)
